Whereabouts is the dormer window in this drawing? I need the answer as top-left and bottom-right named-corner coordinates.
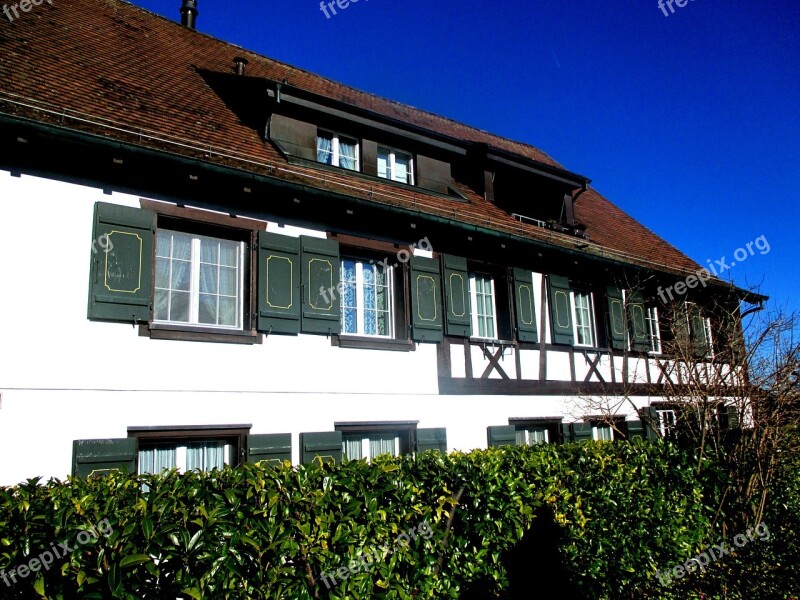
top-left (377, 146), bottom-right (414, 185)
top-left (316, 130), bottom-right (359, 171)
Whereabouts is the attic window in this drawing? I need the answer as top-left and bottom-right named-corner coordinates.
top-left (377, 146), bottom-right (414, 185)
top-left (316, 130), bottom-right (359, 171)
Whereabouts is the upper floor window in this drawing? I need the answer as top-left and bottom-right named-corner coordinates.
top-left (573, 290), bottom-right (596, 347)
top-left (378, 146), bottom-right (414, 185)
top-left (469, 273), bottom-right (497, 339)
top-left (340, 258), bottom-right (394, 338)
top-left (646, 305), bottom-right (662, 354)
top-left (317, 130), bottom-right (359, 171)
top-left (658, 409), bottom-right (677, 438)
top-left (154, 230), bottom-right (245, 330)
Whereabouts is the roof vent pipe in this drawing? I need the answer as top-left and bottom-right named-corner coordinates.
top-left (180, 0), bottom-right (198, 29)
top-left (234, 57), bottom-right (248, 76)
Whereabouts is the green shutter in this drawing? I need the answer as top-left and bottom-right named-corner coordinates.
top-left (548, 275), bottom-right (574, 345)
top-left (257, 231), bottom-right (301, 335)
top-left (409, 256), bottom-right (444, 342)
top-left (416, 428), bottom-right (447, 454)
top-left (487, 425), bottom-right (517, 448)
top-left (513, 268), bottom-right (538, 343)
top-left (626, 420), bottom-right (645, 441)
top-left (640, 407), bottom-right (661, 441)
top-left (606, 286), bottom-right (626, 350)
top-left (627, 292), bottom-right (649, 352)
top-left (72, 438), bottom-right (136, 477)
top-left (689, 305), bottom-right (709, 357)
top-left (246, 433), bottom-right (291, 466)
top-left (301, 237), bottom-right (341, 335)
top-left (560, 423), bottom-right (572, 444)
top-left (87, 202), bottom-right (154, 323)
top-left (300, 431), bottom-right (343, 465)
top-left (572, 423), bottom-right (593, 443)
top-left (441, 255), bottom-right (472, 337)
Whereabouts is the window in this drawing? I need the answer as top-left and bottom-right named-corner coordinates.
top-left (516, 427), bottom-right (550, 445)
top-left (646, 305), bottom-right (662, 353)
top-left (340, 258), bottom-right (394, 338)
top-left (336, 422), bottom-right (417, 462)
top-left (377, 146), bottom-right (414, 184)
top-left (343, 433), bottom-right (400, 461)
top-left (657, 409), bottom-right (677, 438)
top-left (317, 130), bottom-right (359, 171)
top-left (138, 440), bottom-right (234, 474)
top-left (154, 229), bottom-right (245, 329)
top-left (469, 273), bottom-right (497, 339)
top-left (593, 423), bottom-right (613, 441)
top-left (685, 303), bottom-right (714, 358)
top-left (129, 425), bottom-right (251, 475)
top-left (573, 290), bottom-right (596, 347)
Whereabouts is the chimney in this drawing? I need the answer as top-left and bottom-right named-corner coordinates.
top-left (180, 0), bottom-right (198, 29)
top-left (234, 57), bottom-right (249, 76)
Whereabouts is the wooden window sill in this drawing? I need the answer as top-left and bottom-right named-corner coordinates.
top-left (332, 335), bottom-right (415, 352)
top-left (139, 323), bottom-right (261, 345)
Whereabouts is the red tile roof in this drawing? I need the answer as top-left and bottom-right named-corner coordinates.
top-left (0, 0), bottom-right (711, 280)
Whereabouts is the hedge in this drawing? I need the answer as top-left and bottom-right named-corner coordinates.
top-left (0, 440), bottom-right (787, 599)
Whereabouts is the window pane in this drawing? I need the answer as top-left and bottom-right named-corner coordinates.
top-left (170, 290), bottom-right (191, 322)
top-left (394, 152), bottom-right (410, 183)
top-left (200, 264), bottom-right (217, 294)
top-left (171, 259), bottom-right (191, 291)
top-left (200, 238), bottom-right (218, 265)
top-left (377, 150), bottom-right (390, 179)
top-left (155, 257), bottom-right (169, 289)
top-left (154, 288), bottom-right (169, 321)
top-left (369, 435), bottom-right (398, 458)
top-left (317, 132), bottom-right (333, 164)
top-left (339, 137), bottom-right (357, 171)
top-left (219, 242), bottom-right (238, 267)
top-left (343, 437), bottom-right (363, 461)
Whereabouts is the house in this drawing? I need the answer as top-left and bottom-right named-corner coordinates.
top-left (0, 0), bottom-right (761, 484)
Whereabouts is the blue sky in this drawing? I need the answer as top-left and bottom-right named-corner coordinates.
top-left (136, 0), bottom-right (799, 314)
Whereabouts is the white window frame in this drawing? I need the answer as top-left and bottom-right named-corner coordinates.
top-left (137, 440), bottom-right (234, 475)
top-left (657, 409), bottom-right (677, 437)
top-left (377, 146), bottom-right (415, 185)
top-left (154, 230), bottom-right (245, 330)
top-left (646, 305), bottom-right (662, 354)
top-left (572, 289), bottom-right (596, 347)
top-left (317, 130), bottom-right (360, 171)
top-left (342, 434), bottom-right (400, 461)
top-left (340, 259), bottom-right (395, 338)
top-left (469, 272), bottom-right (498, 340)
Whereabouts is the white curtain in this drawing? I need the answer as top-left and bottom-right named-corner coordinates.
top-left (187, 442), bottom-right (225, 471)
top-left (369, 435), bottom-right (397, 459)
top-left (317, 135), bottom-right (333, 164)
top-left (339, 139), bottom-right (356, 170)
top-left (138, 445), bottom-right (176, 475)
top-left (343, 438), bottom-right (363, 461)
